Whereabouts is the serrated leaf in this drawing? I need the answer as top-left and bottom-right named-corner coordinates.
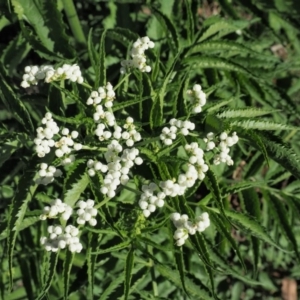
top-left (198, 19), bottom-right (251, 42)
top-left (217, 108), bottom-right (277, 119)
top-left (206, 207), bottom-right (289, 251)
top-left (0, 66), bottom-right (34, 133)
top-left (240, 188), bottom-right (261, 274)
top-left (231, 119), bottom-right (297, 130)
top-left (106, 27), bottom-right (139, 47)
top-left (138, 236), bottom-right (172, 252)
top-left (204, 169), bottom-right (226, 219)
top-left (174, 248), bottom-right (188, 297)
top-left (12, 0), bottom-right (73, 57)
top-left (151, 6), bottom-right (179, 52)
top-left (95, 29), bottom-right (107, 88)
top-left (124, 246), bottom-right (135, 300)
top-left (7, 160), bottom-right (38, 289)
top-left (156, 264), bottom-right (214, 299)
top-left (209, 212), bottom-right (246, 270)
top-left (150, 53), bottom-right (180, 128)
top-left (36, 252), bottom-right (59, 300)
top-left (269, 194), bottom-right (299, 259)
top-left (113, 96), bottom-right (150, 112)
top-left (183, 56), bottom-right (253, 77)
top-left (0, 32), bottom-right (31, 75)
top-left (183, 0), bottom-right (194, 44)
top-left (91, 240), bottom-right (130, 255)
top-left (64, 173), bottom-right (89, 207)
top-left (251, 133), bottom-right (300, 180)
top-left (63, 251), bottom-right (74, 300)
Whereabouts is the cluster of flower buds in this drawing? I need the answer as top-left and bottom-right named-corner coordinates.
top-left (185, 142), bottom-right (209, 181)
top-left (92, 105), bottom-right (116, 126)
top-left (170, 212), bottom-right (210, 246)
top-left (21, 64), bottom-right (84, 88)
top-left (76, 200), bottom-right (98, 226)
top-left (100, 141), bottom-right (143, 198)
top-left (34, 112), bottom-right (59, 158)
top-left (160, 118), bottom-right (195, 146)
top-left (186, 84), bottom-right (207, 113)
top-left (203, 132), bottom-right (239, 166)
top-left (120, 36), bottom-right (155, 73)
top-left (87, 159), bottom-right (108, 177)
top-left (40, 225), bottom-right (82, 253)
top-left (54, 128), bottom-right (82, 159)
top-left (35, 163), bottom-right (62, 185)
top-left (39, 199), bottom-right (72, 221)
top-left (86, 83), bottom-right (115, 108)
top-left (139, 183), bottom-right (166, 218)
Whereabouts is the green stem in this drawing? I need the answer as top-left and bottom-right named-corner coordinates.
top-left (147, 245), bottom-right (158, 297)
top-left (61, 0), bottom-right (87, 45)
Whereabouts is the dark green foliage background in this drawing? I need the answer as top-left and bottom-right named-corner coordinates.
top-left (1, 0), bottom-right (300, 299)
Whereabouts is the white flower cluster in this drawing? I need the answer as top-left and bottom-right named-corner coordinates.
top-left (21, 64), bottom-right (84, 88)
top-left (94, 117), bottom-right (141, 145)
top-left (138, 142), bottom-right (208, 218)
top-left (76, 200), bottom-right (97, 226)
top-left (138, 183), bottom-right (166, 218)
top-left (54, 128), bottom-right (82, 160)
top-left (170, 212), bottom-right (210, 246)
top-left (160, 118), bottom-right (195, 146)
top-left (187, 84), bottom-right (207, 113)
top-left (34, 112), bottom-right (59, 158)
top-left (86, 82), bottom-right (115, 108)
top-left (34, 113), bottom-right (81, 165)
top-left (99, 141), bottom-right (143, 198)
top-left (40, 225), bottom-right (82, 253)
top-left (40, 199), bottom-right (72, 221)
top-left (87, 159), bottom-right (108, 177)
top-left (203, 132), bottom-right (239, 166)
top-left (185, 142), bottom-right (209, 181)
top-left (35, 163), bottom-right (62, 185)
top-left (120, 36), bottom-right (155, 74)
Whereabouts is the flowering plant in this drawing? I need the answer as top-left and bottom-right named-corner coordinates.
top-left (1, 1), bottom-right (300, 299)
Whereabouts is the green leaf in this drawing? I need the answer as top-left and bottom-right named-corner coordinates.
top-left (269, 194), bottom-right (299, 259)
top-left (204, 169), bottom-right (226, 219)
top-left (63, 251), bottom-right (74, 300)
top-left (183, 56), bottom-right (253, 77)
top-left (0, 32), bottom-right (31, 75)
top-left (206, 207), bottom-right (289, 251)
top-left (7, 160), bottom-right (38, 290)
top-left (217, 108), bottom-right (277, 119)
top-left (0, 66), bottom-right (34, 133)
top-left (151, 6), bottom-right (179, 52)
top-left (113, 96), bottom-right (151, 112)
top-left (36, 252), bottom-right (59, 300)
top-left (240, 188), bottom-right (261, 274)
top-left (231, 120), bottom-right (297, 131)
top-left (12, 0), bottom-right (74, 57)
top-left (174, 248), bottom-right (188, 297)
top-left (252, 133), bottom-right (300, 180)
top-left (209, 212), bottom-right (246, 270)
top-left (150, 53), bottom-right (180, 128)
top-left (205, 238), bottom-right (261, 286)
top-left (138, 236), bottom-right (172, 252)
top-left (0, 139), bottom-right (22, 168)
top-left (95, 29), bottom-right (107, 88)
top-left (106, 27), bottom-right (139, 47)
top-left (183, 0), bottom-right (194, 44)
top-left (124, 246), bottom-right (135, 300)
top-left (64, 173), bottom-right (89, 207)
top-left (198, 18), bottom-right (253, 42)
top-left (91, 240), bottom-right (130, 255)
top-left (156, 264), bottom-right (214, 299)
